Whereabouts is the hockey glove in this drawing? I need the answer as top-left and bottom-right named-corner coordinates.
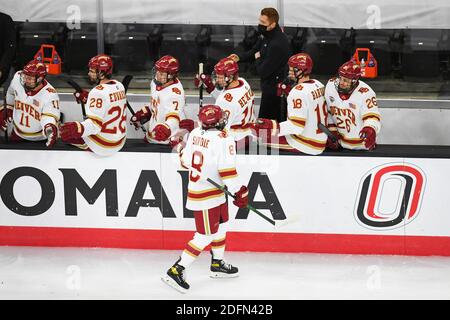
top-left (60, 121), bottom-right (84, 143)
top-left (179, 119), bottom-right (195, 133)
top-left (73, 90), bottom-right (89, 105)
top-left (276, 82), bottom-right (293, 97)
top-left (359, 126), bottom-right (376, 150)
top-left (194, 74), bottom-right (215, 94)
top-left (130, 106), bottom-right (152, 130)
top-left (0, 105), bottom-right (13, 131)
top-left (233, 186), bottom-right (249, 208)
top-left (44, 123), bottom-right (58, 148)
top-left (152, 123), bottom-right (171, 141)
top-left (326, 130), bottom-right (341, 150)
top-left (251, 118), bottom-right (280, 137)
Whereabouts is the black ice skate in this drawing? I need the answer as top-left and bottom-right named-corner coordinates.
top-left (161, 259), bottom-right (190, 293)
top-left (210, 256), bottom-right (239, 278)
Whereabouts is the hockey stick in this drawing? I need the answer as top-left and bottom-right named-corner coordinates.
top-left (121, 75), bottom-right (146, 133)
top-left (184, 164), bottom-right (298, 228)
top-left (198, 63), bottom-right (203, 108)
top-left (318, 122), bottom-right (338, 143)
top-left (205, 177), bottom-right (277, 226)
top-left (66, 78), bottom-right (87, 120)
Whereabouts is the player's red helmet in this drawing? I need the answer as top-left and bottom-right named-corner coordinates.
top-left (21, 60), bottom-right (47, 90)
top-left (155, 55), bottom-right (179, 75)
top-left (198, 105), bottom-right (227, 130)
top-left (338, 61), bottom-right (361, 80)
top-left (23, 60), bottom-right (47, 79)
top-left (88, 54), bottom-right (113, 76)
top-left (214, 58), bottom-right (239, 79)
top-left (288, 53), bottom-right (313, 75)
top-left (335, 61), bottom-right (361, 94)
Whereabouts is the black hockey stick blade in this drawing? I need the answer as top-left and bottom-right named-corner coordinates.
top-left (64, 77), bottom-right (87, 119)
top-left (122, 75), bottom-right (133, 92)
top-left (121, 75), bottom-right (145, 133)
top-left (66, 78), bottom-right (83, 93)
top-left (318, 122), bottom-right (338, 143)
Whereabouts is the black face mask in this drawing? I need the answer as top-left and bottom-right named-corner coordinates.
top-left (258, 24), bottom-right (268, 36)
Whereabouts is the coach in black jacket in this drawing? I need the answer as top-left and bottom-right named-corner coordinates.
top-left (229, 8), bottom-right (291, 121)
top-left (0, 12), bottom-right (16, 87)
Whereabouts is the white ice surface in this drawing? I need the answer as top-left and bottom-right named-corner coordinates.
top-left (0, 246), bottom-right (449, 300)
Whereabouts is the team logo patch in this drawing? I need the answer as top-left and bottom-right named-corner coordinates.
top-left (224, 93), bottom-right (233, 102)
top-left (354, 163), bottom-right (426, 230)
top-left (329, 96), bottom-right (335, 103)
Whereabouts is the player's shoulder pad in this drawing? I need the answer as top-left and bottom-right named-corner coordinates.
top-left (14, 71), bottom-right (22, 80)
top-left (88, 86), bottom-right (107, 100)
top-left (45, 83), bottom-right (58, 94)
top-left (172, 87), bottom-right (182, 95)
top-left (217, 130), bottom-right (229, 139)
top-left (356, 81), bottom-right (376, 97)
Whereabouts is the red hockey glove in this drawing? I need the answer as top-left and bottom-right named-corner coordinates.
top-left (194, 74), bottom-right (215, 94)
top-left (179, 119), bottom-right (195, 133)
top-left (0, 106), bottom-right (13, 131)
top-left (251, 118), bottom-right (280, 137)
top-left (359, 126), bottom-right (376, 150)
top-left (60, 121), bottom-right (84, 143)
top-left (276, 82), bottom-right (293, 97)
top-left (233, 186), bottom-right (249, 208)
top-left (152, 123), bottom-right (171, 141)
top-left (130, 106), bottom-right (152, 130)
top-left (44, 123), bottom-right (58, 148)
top-left (326, 131), bottom-right (341, 150)
top-left (73, 90), bottom-right (89, 104)
top-left (169, 137), bottom-right (186, 151)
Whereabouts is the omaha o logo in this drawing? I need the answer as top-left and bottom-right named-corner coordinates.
top-left (354, 163), bottom-right (425, 230)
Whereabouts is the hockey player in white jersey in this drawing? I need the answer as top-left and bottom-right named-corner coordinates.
top-left (1, 60), bottom-right (60, 147)
top-left (181, 58), bottom-right (256, 147)
top-left (251, 53), bottom-right (328, 155)
top-left (162, 105), bottom-right (249, 293)
top-left (129, 55), bottom-right (186, 146)
top-left (324, 60), bottom-right (381, 150)
top-left (60, 54), bottom-right (127, 156)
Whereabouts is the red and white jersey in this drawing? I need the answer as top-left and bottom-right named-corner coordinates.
top-left (6, 71), bottom-right (60, 141)
top-left (278, 79), bottom-right (327, 155)
top-left (180, 127), bottom-right (241, 211)
top-left (325, 79), bottom-right (381, 150)
top-left (211, 77), bottom-right (256, 141)
top-left (146, 79), bottom-right (186, 144)
top-left (81, 80), bottom-right (127, 156)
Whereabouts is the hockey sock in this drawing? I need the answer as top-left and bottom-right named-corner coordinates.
top-left (179, 232), bottom-right (212, 268)
top-left (211, 223), bottom-right (227, 260)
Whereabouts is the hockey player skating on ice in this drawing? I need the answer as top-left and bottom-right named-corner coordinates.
top-left (162, 105), bottom-right (249, 293)
top-left (181, 58), bottom-right (256, 148)
top-left (1, 59), bottom-right (60, 147)
top-left (130, 55), bottom-right (186, 147)
top-left (251, 53), bottom-right (328, 155)
top-left (59, 54), bottom-right (127, 156)
top-left (324, 60), bottom-right (381, 151)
